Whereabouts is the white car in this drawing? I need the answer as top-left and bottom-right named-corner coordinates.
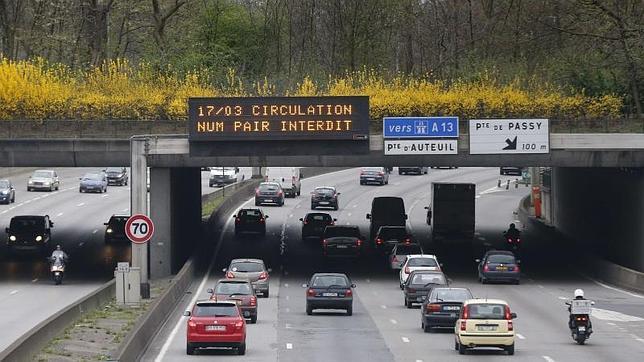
top-left (399, 254), bottom-right (441, 289)
top-left (389, 242), bottom-right (423, 270)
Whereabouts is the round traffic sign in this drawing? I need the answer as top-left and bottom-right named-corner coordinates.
top-left (125, 214), bottom-right (155, 244)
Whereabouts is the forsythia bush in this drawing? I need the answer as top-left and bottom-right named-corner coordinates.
top-left (0, 58), bottom-right (623, 120)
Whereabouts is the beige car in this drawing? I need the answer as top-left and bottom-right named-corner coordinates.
top-left (454, 299), bottom-right (517, 355)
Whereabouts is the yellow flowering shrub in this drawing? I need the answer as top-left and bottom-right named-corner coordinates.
top-left (0, 58), bottom-right (624, 120)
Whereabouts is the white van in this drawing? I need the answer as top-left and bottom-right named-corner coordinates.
top-left (265, 167), bottom-right (302, 197)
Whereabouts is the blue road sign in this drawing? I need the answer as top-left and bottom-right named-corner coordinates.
top-left (383, 117), bottom-right (459, 138)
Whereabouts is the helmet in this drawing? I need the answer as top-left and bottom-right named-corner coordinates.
top-left (56, 245), bottom-right (62, 250)
top-left (574, 289), bottom-right (584, 299)
top-left (509, 223), bottom-right (516, 229)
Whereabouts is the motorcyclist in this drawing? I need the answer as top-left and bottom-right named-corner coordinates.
top-left (50, 245), bottom-right (68, 264)
top-left (504, 223), bottom-right (521, 240)
top-left (568, 289), bottom-right (593, 332)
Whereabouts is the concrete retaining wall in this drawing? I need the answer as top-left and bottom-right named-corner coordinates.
top-left (0, 280), bottom-right (116, 362)
top-left (0, 120), bottom-right (185, 139)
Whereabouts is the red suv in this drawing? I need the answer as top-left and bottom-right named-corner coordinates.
top-left (185, 300), bottom-right (246, 355)
top-left (208, 279), bottom-right (258, 323)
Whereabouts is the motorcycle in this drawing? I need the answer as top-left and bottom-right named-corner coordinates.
top-left (49, 256), bottom-right (66, 285)
top-left (566, 301), bottom-right (594, 344)
top-left (503, 232), bottom-right (521, 252)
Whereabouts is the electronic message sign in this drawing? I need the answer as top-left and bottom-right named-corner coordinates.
top-left (188, 96), bottom-right (369, 141)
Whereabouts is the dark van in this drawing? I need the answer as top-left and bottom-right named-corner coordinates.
top-left (6, 215), bottom-right (53, 254)
top-left (366, 197), bottom-right (407, 241)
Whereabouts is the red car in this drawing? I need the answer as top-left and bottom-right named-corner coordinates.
top-left (184, 300), bottom-right (246, 355)
top-left (208, 279), bottom-right (258, 323)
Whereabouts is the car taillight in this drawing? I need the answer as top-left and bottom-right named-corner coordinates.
top-left (278, 190), bottom-right (283, 196)
top-left (258, 271), bottom-right (268, 280)
top-left (378, 172), bottom-right (384, 176)
top-left (508, 321), bottom-right (514, 331)
top-left (407, 288), bottom-right (415, 293)
top-left (234, 320), bottom-right (244, 329)
top-left (460, 320), bottom-right (466, 331)
top-left (427, 304), bottom-right (441, 313)
top-left (345, 289), bottom-right (353, 297)
top-left (404, 266), bottom-right (410, 274)
top-left (250, 296), bottom-right (257, 306)
top-left (483, 263), bottom-right (490, 272)
top-left (404, 237), bottom-right (411, 244)
top-left (226, 271), bottom-right (235, 278)
top-left (322, 239), bottom-right (328, 247)
top-left (376, 238), bottom-right (383, 245)
top-left (188, 320), bottom-right (197, 328)
top-left (259, 217), bottom-right (265, 223)
top-left (303, 219), bottom-right (309, 224)
top-left (356, 239), bottom-right (362, 247)
top-left (235, 218), bottom-right (240, 224)
top-left (462, 305), bottom-right (469, 319)
top-left (329, 220), bottom-right (334, 225)
top-left (307, 288), bottom-right (316, 297)
top-left (517, 238), bottom-right (521, 243)
top-left (514, 264), bottom-right (520, 273)
top-left (255, 189), bottom-right (260, 196)
top-left (504, 305), bottom-right (512, 320)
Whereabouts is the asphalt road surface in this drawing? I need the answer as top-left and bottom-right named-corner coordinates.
top-left (0, 167), bottom-right (250, 353)
top-left (142, 167), bottom-right (644, 362)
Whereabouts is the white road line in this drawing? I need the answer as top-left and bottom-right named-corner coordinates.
top-left (288, 214), bottom-right (293, 218)
top-left (0, 210), bottom-right (7, 214)
top-left (475, 195), bottom-right (481, 198)
top-left (352, 204), bottom-right (357, 208)
top-left (101, 194), bottom-right (109, 198)
top-left (285, 323), bottom-right (291, 329)
top-left (285, 295), bottom-right (290, 300)
top-left (380, 305), bottom-right (387, 309)
top-left (401, 337), bottom-right (410, 343)
top-left (295, 204), bottom-right (301, 209)
top-left (347, 212), bottom-right (352, 217)
top-left (76, 202), bottom-right (85, 207)
top-left (389, 319), bottom-right (398, 324)
top-left (606, 322), bottom-right (616, 326)
top-left (57, 212), bottom-right (64, 217)
top-left (592, 308), bottom-right (644, 322)
top-left (78, 242), bottom-right (85, 246)
top-left (557, 296), bottom-right (567, 300)
top-left (92, 229), bottom-right (98, 234)
top-left (23, 199), bottom-right (31, 204)
top-left (9, 290), bottom-right (18, 295)
top-left (630, 334), bottom-right (644, 343)
top-left (154, 216), bottom-right (234, 362)
top-left (31, 278), bottom-right (38, 283)
top-left (516, 333), bottom-right (526, 340)
top-left (285, 307), bottom-right (291, 313)
top-left (542, 356), bottom-right (555, 362)
top-left (284, 283), bottom-right (289, 287)
top-left (588, 277), bottom-right (644, 299)
top-left (286, 343), bottom-right (293, 350)
top-left (538, 285), bottom-right (545, 289)
top-left (122, 208), bottom-right (129, 212)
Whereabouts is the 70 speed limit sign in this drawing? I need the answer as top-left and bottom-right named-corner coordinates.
top-left (125, 214), bottom-right (155, 244)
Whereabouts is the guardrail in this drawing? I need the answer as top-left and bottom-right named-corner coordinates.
top-left (0, 280), bottom-right (116, 362)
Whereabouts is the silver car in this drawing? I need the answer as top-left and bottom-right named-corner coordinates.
top-left (27, 170), bottom-right (60, 192)
top-left (223, 259), bottom-right (271, 297)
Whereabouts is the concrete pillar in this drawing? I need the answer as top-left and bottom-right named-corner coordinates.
top-left (130, 138), bottom-right (150, 298)
top-left (150, 167), bottom-right (172, 278)
top-left (252, 167), bottom-right (264, 179)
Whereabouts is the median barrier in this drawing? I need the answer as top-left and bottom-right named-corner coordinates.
top-left (0, 279), bottom-right (116, 362)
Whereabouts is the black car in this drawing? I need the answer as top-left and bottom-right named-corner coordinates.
top-left (234, 208), bottom-right (268, 237)
top-left (6, 215), bottom-right (53, 254)
top-left (374, 225), bottom-right (411, 252)
top-left (360, 167), bottom-right (389, 185)
top-left (500, 167), bottom-right (523, 176)
top-left (399, 167), bottom-right (428, 175)
top-left (477, 250), bottom-right (521, 284)
top-left (0, 179), bottom-right (16, 204)
top-left (305, 273), bottom-right (355, 316)
top-left (420, 287), bottom-right (473, 332)
top-left (104, 167), bottom-right (128, 186)
top-left (255, 182), bottom-right (284, 206)
top-left (403, 270), bottom-right (448, 308)
top-left (322, 225), bottom-right (364, 258)
top-left (104, 215), bottom-right (129, 244)
top-left (300, 213), bottom-right (336, 240)
top-left (311, 186), bottom-right (340, 210)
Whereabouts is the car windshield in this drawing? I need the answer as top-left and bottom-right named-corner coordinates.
top-left (0, 180), bottom-right (9, 188)
top-left (466, 303), bottom-right (507, 319)
top-left (379, 228), bottom-right (407, 239)
top-left (215, 282), bottom-right (252, 295)
top-left (432, 289), bottom-right (472, 302)
top-left (488, 255), bottom-right (516, 264)
top-left (33, 171), bottom-right (53, 178)
top-left (324, 227), bottom-right (359, 238)
top-left (105, 168), bottom-right (123, 173)
top-left (408, 258), bottom-right (438, 267)
top-left (306, 214), bottom-right (332, 223)
top-left (240, 210), bottom-right (262, 219)
top-left (82, 174), bottom-right (103, 181)
top-left (259, 183), bottom-right (280, 191)
top-left (10, 218), bottom-right (43, 230)
top-left (315, 188), bottom-right (335, 195)
top-left (230, 262), bottom-right (264, 273)
top-left (193, 304), bottom-right (239, 317)
top-left (395, 244), bottom-right (422, 255)
top-left (411, 273), bottom-right (447, 285)
top-left (312, 276), bottom-right (348, 288)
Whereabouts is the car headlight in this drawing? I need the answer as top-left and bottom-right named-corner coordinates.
top-left (28, 180), bottom-right (34, 184)
top-left (9, 235), bottom-right (16, 241)
top-left (35, 235), bottom-right (42, 242)
top-left (0, 190), bottom-right (7, 195)
top-left (43, 181), bottom-right (50, 185)
top-left (106, 228), bottom-right (113, 233)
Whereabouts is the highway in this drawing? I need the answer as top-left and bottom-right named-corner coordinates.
top-left (142, 167), bottom-right (644, 362)
top-left (0, 167), bottom-right (249, 353)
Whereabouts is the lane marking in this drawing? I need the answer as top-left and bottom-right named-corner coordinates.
top-left (588, 277), bottom-right (644, 299)
top-left (591, 308), bottom-right (644, 322)
top-left (1, 210), bottom-right (7, 214)
top-left (286, 343), bottom-right (293, 350)
top-left (557, 296), bottom-right (567, 300)
top-left (389, 319), bottom-right (398, 324)
top-left (31, 278), bottom-right (38, 283)
top-left (93, 229), bottom-right (98, 234)
top-left (538, 285), bottom-right (545, 289)
top-left (76, 202), bottom-right (85, 207)
top-left (122, 208), bottom-right (129, 212)
top-left (347, 212), bottom-right (352, 217)
top-left (285, 295), bottom-right (290, 300)
top-left (285, 307), bottom-right (291, 313)
top-left (101, 194), bottom-right (109, 198)
top-left (295, 204), bottom-right (301, 209)
top-left (9, 290), bottom-right (18, 295)
top-left (401, 337), bottom-right (410, 343)
top-left (288, 214), bottom-right (293, 218)
top-left (630, 334), bottom-right (644, 343)
top-left (475, 195), bottom-right (481, 199)
top-left (154, 215), bottom-right (234, 362)
top-left (352, 204), bottom-right (357, 208)
top-left (285, 323), bottom-right (291, 329)
top-left (57, 212), bottom-right (64, 217)
top-left (284, 283), bottom-right (289, 288)
top-left (542, 356), bottom-right (555, 362)
top-left (516, 333), bottom-right (526, 340)
top-left (380, 305), bottom-right (387, 309)
top-left (606, 322), bottom-right (616, 326)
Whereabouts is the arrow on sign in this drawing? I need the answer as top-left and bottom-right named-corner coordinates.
top-left (503, 136), bottom-right (517, 150)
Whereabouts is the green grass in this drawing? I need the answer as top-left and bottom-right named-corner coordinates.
top-left (202, 195), bottom-right (225, 218)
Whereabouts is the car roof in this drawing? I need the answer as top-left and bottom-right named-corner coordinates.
top-left (12, 215), bottom-right (47, 219)
top-left (34, 169), bottom-right (54, 172)
top-left (216, 279), bottom-right (251, 284)
top-left (239, 208), bottom-right (262, 212)
top-left (195, 300), bottom-right (237, 307)
top-left (230, 258), bottom-right (264, 264)
top-left (259, 182), bottom-right (280, 186)
top-left (484, 250), bottom-right (516, 256)
top-left (431, 287), bottom-right (470, 291)
top-left (305, 212), bottom-right (332, 217)
top-left (463, 298), bottom-right (509, 306)
top-left (314, 186), bottom-right (336, 190)
top-left (110, 214), bottom-right (130, 218)
top-left (378, 226), bottom-right (406, 230)
top-left (408, 270), bottom-right (444, 276)
top-left (325, 225), bottom-right (357, 229)
top-left (311, 273), bottom-right (349, 278)
top-left (405, 254), bottom-right (436, 260)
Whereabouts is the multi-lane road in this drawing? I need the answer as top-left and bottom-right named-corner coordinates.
top-left (0, 167), bottom-right (249, 353)
top-left (142, 167), bottom-right (644, 362)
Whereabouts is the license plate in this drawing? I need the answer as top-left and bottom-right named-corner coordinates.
top-left (243, 311), bottom-right (250, 317)
top-left (319, 201), bottom-right (329, 205)
top-left (497, 267), bottom-right (507, 271)
top-left (367, 178), bottom-right (375, 180)
top-left (578, 326), bottom-right (586, 332)
top-left (336, 245), bottom-right (348, 249)
top-left (322, 292), bottom-right (338, 297)
top-left (477, 325), bottom-right (497, 331)
top-left (450, 313), bottom-right (457, 317)
top-left (264, 199), bottom-right (272, 202)
top-left (206, 325), bottom-right (226, 331)
top-left (444, 306), bottom-right (460, 311)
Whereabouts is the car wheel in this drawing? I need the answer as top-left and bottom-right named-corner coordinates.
top-left (306, 304), bottom-right (313, 315)
top-left (255, 200), bottom-right (260, 206)
top-left (49, 185), bottom-right (54, 192)
top-left (264, 289), bottom-right (269, 298)
top-left (458, 340), bottom-right (466, 355)
top-left (27, 187), bottom-right (31, 192)
top-left (79, 188), bottom-right (83, 193)
top-left (398, 170), bottom-right (402, 175)
top-left (250, 315), bottom-right (257, 324)
top-left (334, 205), bottom-right (338, 211)
top-left (311, 204), bottom-right (316, 210)
top-left (506, 343), bottom-right (515, 355)
top-left (514, 279), bottom-right (521, 285)
top-left (423, 321), bottom-right (432, 333)
top-left (404, 297), bottom-right (411, 308)
top-left (454, 339), bottom-right (459, 351)
top-left (360, 181), bottom-right (364, 185)
top-left (238, 343), bottom-right (246, 355)
top-left (346, 306), bottom-right (353, 316)
top-left (186, 343), bottom-right (195, 355)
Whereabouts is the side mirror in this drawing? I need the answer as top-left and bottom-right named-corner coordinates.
top-left (5, 227), bottom-right (9, 233)
top-left (299, 218), bottom-right (303, 222)
top-left (222, 268), bottom-right (227, 272)
top-left (264, 215), bottom-right (269, 219)
top-left (333, 218), bottom-right (337, 222)
top-left (235, 167), bottom-right (240, 173)
top-left (267, 268), bottom-right (272, 273)
top-left (183, 310), bottom-right (191, 317)
top-left (79, 177), bottom-right (82, 180)
top-left (351, 283), bottom-right (356, 288)
top-left (207, 288), bottom-right (214, 294)
top-left (404, 214), bottom-right (408, 220)
top-left (302, 283), bottom-right (309, 288)
top-left (337, 192), bottom-right (341, 195)
top-left (475, 259), bottom-right (481, 263)
top-left (282, 177), bottom-right (285, 182)
top-left (366, 213), bottom-right (371, 220)
top-left (511, 312), bottom-right (517, 319)
top-left (232, 215), bottom-right (237, 219)
top-left (103, 222), bottom-right (109, 225)
top-left (49, 221), bottom-right (54, 227)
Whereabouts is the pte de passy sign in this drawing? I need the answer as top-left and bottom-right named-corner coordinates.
top-left (469, 119), bottom-right (549, 154)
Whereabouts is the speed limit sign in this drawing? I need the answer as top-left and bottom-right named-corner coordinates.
top-left (125, 214), bottom-right (155, 244)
